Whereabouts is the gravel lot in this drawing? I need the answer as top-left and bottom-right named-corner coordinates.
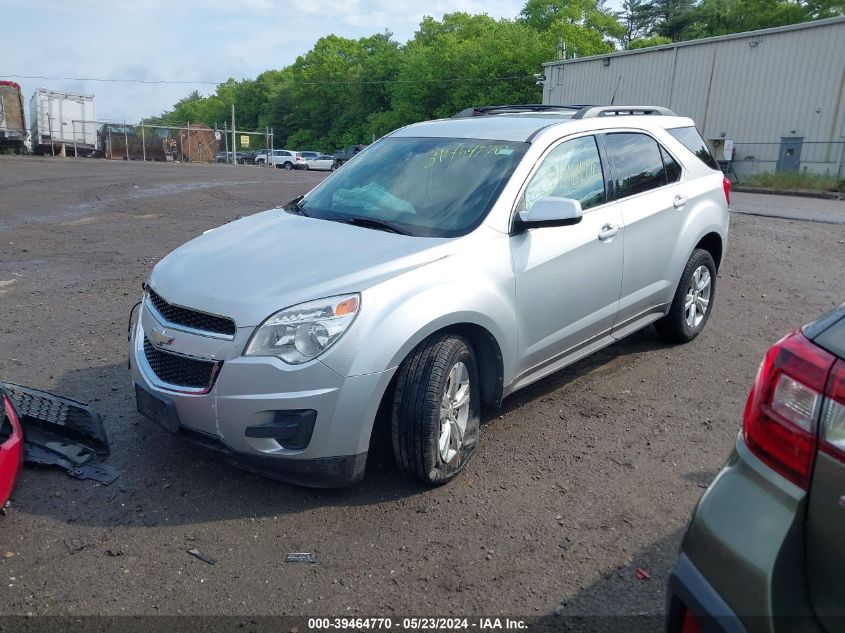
top-left (0, 157), bottom-right (843, 627)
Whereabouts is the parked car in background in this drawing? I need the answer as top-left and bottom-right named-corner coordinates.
top-left (668, 303), bottom-right (845, 633)
top-left (262, 149), bottom-right (297, 169)
top-left (298, 151), bottom-right (321, 161)
top-left (241, 150), bottom-right (257, 165)
top-left (332, 144), bottom-right (367, 169)
top-left (131, 104), bottom-right (729, 488)
top-left (293, 152), bottom-right (309, 169)
top-left (214, 151), bottom-right (244, 164)
top-left (303, 154), bottom-right (335, 171)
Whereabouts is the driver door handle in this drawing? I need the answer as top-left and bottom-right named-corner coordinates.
top-left (598, 224), bottom-right (620, 241)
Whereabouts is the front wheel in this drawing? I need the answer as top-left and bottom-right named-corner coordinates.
top-left (655, 249), bottom-right (717, 343)
top-left (391, 335), bottom-right (480, 486)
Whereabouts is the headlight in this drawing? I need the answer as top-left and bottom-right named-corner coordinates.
top-left (244, 294), bottom-right (360, 364)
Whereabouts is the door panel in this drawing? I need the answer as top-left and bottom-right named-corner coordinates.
top-left (614, 187), bottom-right (684, 323)
top-left (512, 135), bottom-right (622, 377)
top-left (603, 132), bottom-right (686, 327)
top-left (512, 206), bottom-right (624, 375)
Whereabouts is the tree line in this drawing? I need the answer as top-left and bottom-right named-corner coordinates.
top-left (146, 0), bottom-right (844, 152)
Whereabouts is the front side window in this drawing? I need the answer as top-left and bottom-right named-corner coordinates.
top-left (300, 137), bottom-right (528, 238)
top-left (521, 135), bottom-right (606, 212)
top-left (605, 133), bottom-right (668, 198)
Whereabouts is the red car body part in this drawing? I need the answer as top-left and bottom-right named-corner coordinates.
top-left (0, 393), bottom-right (24, 506)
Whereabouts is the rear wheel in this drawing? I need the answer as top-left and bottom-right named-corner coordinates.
top-left (284, 161), bottom-right (293, 170)
top-left (391, 335), bottom-right (480, 486)
top-left (655, 249), bottom-right (717, 343)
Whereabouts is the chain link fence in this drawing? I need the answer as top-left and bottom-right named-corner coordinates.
top-left (69, 120), bottom-right (276, 165)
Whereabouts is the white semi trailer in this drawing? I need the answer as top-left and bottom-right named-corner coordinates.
top-left (30, 88), bottom-right (96, 156)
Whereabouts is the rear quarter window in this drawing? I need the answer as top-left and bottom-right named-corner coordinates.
top-left (668, 126), bottom-right (720, 171)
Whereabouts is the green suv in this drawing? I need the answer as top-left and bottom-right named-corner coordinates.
top-left (667, 303), bottom-right (845, 633)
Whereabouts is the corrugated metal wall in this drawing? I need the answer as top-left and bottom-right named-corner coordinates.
top-left (543, 18), bottom-right (845, 177)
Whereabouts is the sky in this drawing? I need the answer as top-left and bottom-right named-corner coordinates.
top-left (3, 0), bottom-right (622, 126)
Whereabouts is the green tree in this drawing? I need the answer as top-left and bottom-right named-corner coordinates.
top-left (803, 0), bottom-right (845, 17)
top-left (391, 13), bottom-right (555, 124)
top-left (686, 0), bottom-right (845, 38)
top-left (617, 0), bottom-right (654, 47)
top-left (640, 0), bottom-right (698, 40)
top-left (628, 34), bottom-right (674, 48)
top-left (520, 0), bottom-right (625, 56)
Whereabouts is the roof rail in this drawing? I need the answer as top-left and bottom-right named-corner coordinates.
top-left (453, 104), bottom-right (591, 118)
top-left (571, 105), bottom-right (676, 119)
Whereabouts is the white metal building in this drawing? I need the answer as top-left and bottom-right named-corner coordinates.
top-left (542, 17), bottom-right (845, 179)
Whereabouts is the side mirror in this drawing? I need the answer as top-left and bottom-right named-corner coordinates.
top-left (515, 197), bottom-right (583, 231)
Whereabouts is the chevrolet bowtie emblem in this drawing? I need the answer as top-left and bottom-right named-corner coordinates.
top-left (150, 326), bottom-right (175, 347)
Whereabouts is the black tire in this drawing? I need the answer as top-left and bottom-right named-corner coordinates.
top-left (331, 162), bottom-right (338, 171)
top-left (391, 335), bottom-right (480, 486)
top-left (284, 161), bottom-right (293, 170)
top-left (655, 248), bottom-right (717, 343)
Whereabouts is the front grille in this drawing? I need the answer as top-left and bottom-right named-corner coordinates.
top-left (143, 337), bottom-right (219, 390)
top-left (147, 288), bottom-right (236, 336)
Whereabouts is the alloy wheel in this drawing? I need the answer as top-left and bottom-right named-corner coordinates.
top-left (685, 265), bottom-right (712, 328)
top-left (438, 361), bottom-right (470, 464)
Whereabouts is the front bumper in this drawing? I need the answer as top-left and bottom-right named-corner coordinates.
top-left (129, 301), bottom-right (395, 487)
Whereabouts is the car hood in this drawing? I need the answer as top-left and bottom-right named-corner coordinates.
top-left (148, 209), bottom-right (453, 327)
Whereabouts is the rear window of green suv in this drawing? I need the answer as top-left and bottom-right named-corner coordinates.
top-left (668, 126), bottom-right (720, 171)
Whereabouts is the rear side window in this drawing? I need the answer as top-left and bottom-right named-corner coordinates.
top-left (605, 133), bottom-right (666, 198)
top-left (668, 126), bottom-right (720, 170)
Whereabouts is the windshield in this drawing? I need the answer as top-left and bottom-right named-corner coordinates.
top-left (299, 137), bottom-right (528, 237)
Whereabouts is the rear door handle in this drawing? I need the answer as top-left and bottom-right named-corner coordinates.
top-left (673, 194), bottom-right (688, 209)
top-left (598, 224), bottom-right (620, 241)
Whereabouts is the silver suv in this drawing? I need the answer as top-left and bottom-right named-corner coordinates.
top-left (130, 105), bottom-right (730, 487)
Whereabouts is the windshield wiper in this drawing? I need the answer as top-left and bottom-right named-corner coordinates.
top-left (336, 216), bottom-right (410, 235)
top-left (283, 196), bottom-right (309, 217)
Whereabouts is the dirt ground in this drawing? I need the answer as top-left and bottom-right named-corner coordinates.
top-left (0, 156), bottom-right (843, 627)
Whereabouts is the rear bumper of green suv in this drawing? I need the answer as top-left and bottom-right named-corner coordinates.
top-left (667, 553), bottom-right (747, 633)
top-left (667, 434), bottom-right (824, 633)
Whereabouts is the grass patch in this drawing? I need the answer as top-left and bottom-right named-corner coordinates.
top-left (742, 171), bottom-right (844, 192)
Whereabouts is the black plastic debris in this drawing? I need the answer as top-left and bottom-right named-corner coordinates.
top-left (4, 383), bottom-right (118, 485)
